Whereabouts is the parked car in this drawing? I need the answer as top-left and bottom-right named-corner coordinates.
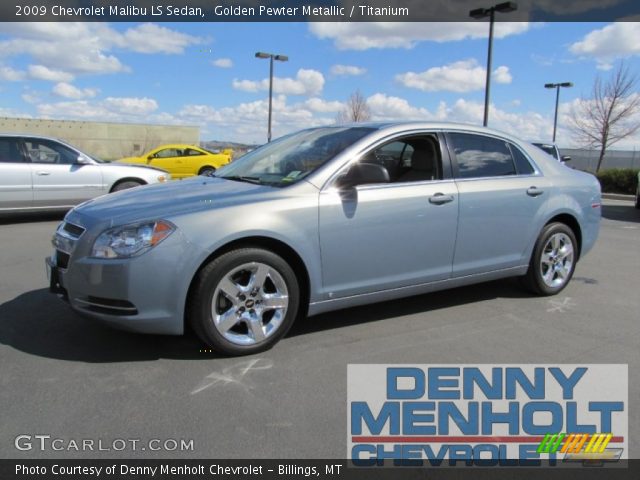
top-left (117, 144), bottom-right (232, 179)
top-left (0, 134), bottom-right (170, 213)
top-left (46, 122), bottom-right (601, 355)
top-left (636, 171), bottom-right (640, 209)
top-left (532, 142), bottom-right (572, 164)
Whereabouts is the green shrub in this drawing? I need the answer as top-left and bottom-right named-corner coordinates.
top-left (596, 168), bottom-right (639, 195)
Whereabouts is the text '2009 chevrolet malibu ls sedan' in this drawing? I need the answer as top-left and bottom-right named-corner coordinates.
top-left (46, 122), bottom-right (601, 356)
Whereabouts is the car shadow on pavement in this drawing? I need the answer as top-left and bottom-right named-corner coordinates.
top-left (0, 288), bottom-right (212, 362)
top-left (601, 203), bottom-right (640, 223)
top-left (288, 278), bottom-right (534, 338)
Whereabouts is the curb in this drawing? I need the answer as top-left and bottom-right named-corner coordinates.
top-left (602, 193), bottom-right (635, 201)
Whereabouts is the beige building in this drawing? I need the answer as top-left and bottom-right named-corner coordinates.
top-left (0, 117), bottom-right (200, 160)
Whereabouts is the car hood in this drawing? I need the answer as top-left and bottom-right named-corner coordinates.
top-left (105, 161), bottom-right (164, 172)
top-left (71, 176), bottom-right (281, 226)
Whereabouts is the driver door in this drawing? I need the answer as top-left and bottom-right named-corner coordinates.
top-left (318, 133), bottom-right (459, 299)
top-left (147, 147), bottom-right (185, 177)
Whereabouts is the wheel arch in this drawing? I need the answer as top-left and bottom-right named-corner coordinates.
top-left (544, 213), bottom-right (582, 260)
top-left (184, 235), bottom-right (312, 328)
top-left (109, 177), bottom-right (146, 192)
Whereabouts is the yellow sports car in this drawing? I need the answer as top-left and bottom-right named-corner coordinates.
top-left (118, 144), bottom-right (232, 179)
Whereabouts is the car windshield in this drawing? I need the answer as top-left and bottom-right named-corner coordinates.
top-left (214, 126), bottom-right (375, 187)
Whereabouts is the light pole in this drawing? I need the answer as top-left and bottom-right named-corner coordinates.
top-left (469, 2), bottom-right (518, 127)
top-left (255, 51), bottom-right (288, 142)
top-left (545, 82), bottom-right (573, 143)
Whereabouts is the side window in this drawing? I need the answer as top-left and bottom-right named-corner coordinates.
top-left (0, 138), bottom-right (24, 163)
top-left (359, 135), bottom-right (441, 184)
top-left (449, 133), bottom-right (516, 179)
top-left (25, 139), bottom-right (77, 165)
top-left (155, 148), bottom-right (181, 158)
top-left (509, 143), bottom-right (535, 175)
top-left (184, 148), bottom-right (204, 157)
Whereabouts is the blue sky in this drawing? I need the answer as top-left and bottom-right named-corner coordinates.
top-left (1, 21), bottom-right (639, 147)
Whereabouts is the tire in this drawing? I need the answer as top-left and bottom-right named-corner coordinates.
top-left (521, 222), bottom-right (578, 296)
top-left (187, 248), bottom-right (300, 356)
top-left (112, 180), bottom-right (143, 192)
top-left (198, 167), bottom-right (216, 177)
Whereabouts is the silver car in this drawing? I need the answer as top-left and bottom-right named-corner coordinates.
top-left (0, 134), bottom-right (170, 213)
top-left (46, 122), bottom-right (601, 355)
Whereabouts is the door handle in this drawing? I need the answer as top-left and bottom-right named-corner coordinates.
top-left (429, 193), bottom-right (454, 205)
top-left (526, 186), bottom-right (544, 197)
top-left (35, 171), bottom-right (51, 176)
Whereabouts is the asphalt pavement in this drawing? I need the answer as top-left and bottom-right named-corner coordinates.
top-left (0, 200), bottom-right (638, 459)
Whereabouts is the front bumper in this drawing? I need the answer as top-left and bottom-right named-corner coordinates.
top-left (46, 223), bottom-right (199, 335)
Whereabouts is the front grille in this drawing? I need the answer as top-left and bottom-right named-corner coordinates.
top-left (55, 250), bottom-right (70, 269)
top-left (62, 222), bottom-right (85, 238)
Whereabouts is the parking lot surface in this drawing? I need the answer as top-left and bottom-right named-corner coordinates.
top-left (0, 199), bottom-right (638, 459)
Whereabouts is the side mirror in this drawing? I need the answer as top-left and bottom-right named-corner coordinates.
top-left (146, 155), bottom-right (154, 163)
top-left (561, 155), bottom-right (571, 163)
top-left (76, 155), bottom-right (91, 165)
top-left (337, 162), bottom-right (390, 189)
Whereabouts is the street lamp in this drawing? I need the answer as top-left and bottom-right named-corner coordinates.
top-left (545, 82), bottom-right (573, 143)
top-left (469, 2), bottom-right (518, 127)
top-left (255, 51), bottom-right (288, 142)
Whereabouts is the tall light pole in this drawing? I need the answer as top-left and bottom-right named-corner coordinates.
top-left (255, 51), bottom-right (288, 142)
top-left (545, 82), bottom-right (573, 142)
top-left (469, 2), bottom-right (518, 127)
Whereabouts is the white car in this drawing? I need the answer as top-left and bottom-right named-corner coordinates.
top-left (0, 134), bottom-right (170, 213)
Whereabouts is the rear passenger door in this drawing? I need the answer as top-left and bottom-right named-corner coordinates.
top-left (445, 131), bottom-right (550, 277)
top-left (0, 137), bottom-right (32, 210)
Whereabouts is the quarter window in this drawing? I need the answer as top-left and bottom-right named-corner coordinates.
top-left (509, 144), bottom-right (535, 175)
top-left (449, 133), bottom-right (516, 179)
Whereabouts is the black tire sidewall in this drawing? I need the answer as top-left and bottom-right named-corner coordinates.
top-left (192, 248), bottom-right (300, 356)
top-left (199, 167), bottom-right (215, 176)
top-left (112, 181), bottom-right (142, 192)
top-left (529, 223), bottom-right (578, 295)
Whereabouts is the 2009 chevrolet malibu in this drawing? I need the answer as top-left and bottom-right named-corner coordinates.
top-left (46, 122), bottom-right (601, 355)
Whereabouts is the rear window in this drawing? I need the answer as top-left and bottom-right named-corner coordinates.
top-left (0, 138), bottom-right (23, 163)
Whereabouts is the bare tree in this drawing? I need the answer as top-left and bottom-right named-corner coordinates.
top-left (569, 61), bottom-right (640, 172)
top-left (336, 90), bottom-right (371, 123)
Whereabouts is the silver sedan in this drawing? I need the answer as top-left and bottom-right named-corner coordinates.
top-left (46, 122), bottom-right (601, 355)
top-left (0, 134), bottom-right (170, 213)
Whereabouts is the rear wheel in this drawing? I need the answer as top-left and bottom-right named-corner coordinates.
top-left (199, 166), bottom-right (216, 177)
top-left (112, 180), bottom-right (143, 192)
top-left (521, 222), bottom-right (577, 296)
top-left (188, 248), bottom-right (300, 356)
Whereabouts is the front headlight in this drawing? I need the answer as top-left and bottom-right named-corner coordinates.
top-left (91, 220), bottom-right (175, 258)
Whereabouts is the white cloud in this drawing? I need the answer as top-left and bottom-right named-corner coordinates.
top-left (0, 65), bottom-right (25, 81)
top-left (119, 23), bottom-right (203, 54)
top-left (232, 69), bottom-right (325, 96)
top-left (212, 58), bottom-right (233, 68)
top-left (330, 64), bottom-right (367, 76)
top-left (396, 59), bottom-right (512, 93)
top-left (367, 93), bottom-right (431, 120)
top-left (52, 82), bottom-right (98, 99)
top-left (570, 22), bottom-right (640, 69)
top-left (37, 96), bottom-right (159, 120)
top-left (301, 97), bottom-right (345, 113)
top-left (309, 22), bottom-right (529, 50)
top-left (0, 22), bottom-right (204, 79)
top-left (28, 65), bottom-right (74, 82)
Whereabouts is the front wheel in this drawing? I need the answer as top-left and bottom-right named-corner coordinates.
top-left (111, 180), bottom-right (143, 192)
top-left (198, 166), bottom-right (216, 177)
top-left (521, 223), bottom-right (577, 296)
top-left (188, 248), bottom-right (300, 356)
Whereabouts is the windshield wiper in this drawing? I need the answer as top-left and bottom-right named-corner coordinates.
top-left (220, 175), bottom-right (262, 185)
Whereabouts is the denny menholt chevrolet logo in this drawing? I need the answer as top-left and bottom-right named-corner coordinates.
top-left (347, 365), bottom-right (627, 467)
